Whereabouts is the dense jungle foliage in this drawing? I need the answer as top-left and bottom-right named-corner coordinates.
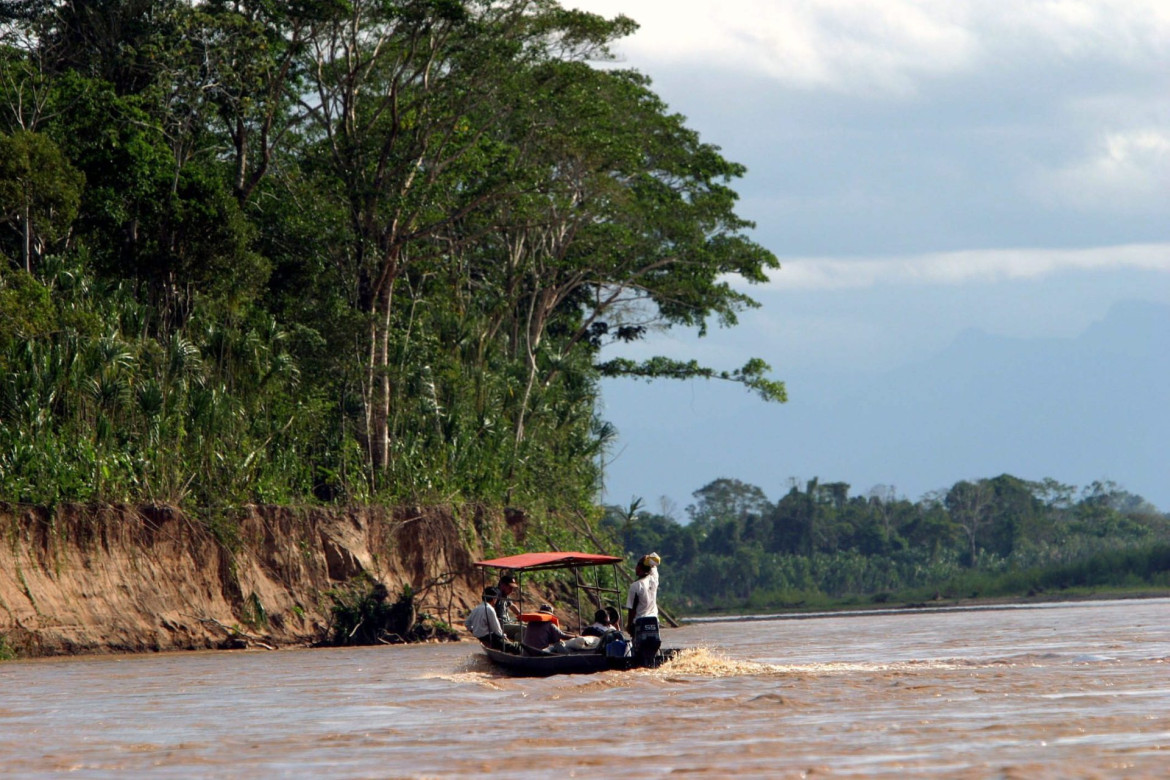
top-left (3, 3), bottom-right (1161, 617)
top-left (604, 475), bottom-right (1170, 611)
top-left (0, 0), bottom-right (783, 513)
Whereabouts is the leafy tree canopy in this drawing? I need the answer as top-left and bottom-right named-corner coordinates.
top-left (0, 0), bottom-right (782, 514)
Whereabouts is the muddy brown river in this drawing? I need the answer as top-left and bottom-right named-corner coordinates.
top-left (2, 598), bottom-right (1168, 778)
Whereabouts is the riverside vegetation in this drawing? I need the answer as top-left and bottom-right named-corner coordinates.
top-left (0, 1), bottom-right (781, 652)
top-left (0, 1), bottom-right (1164, 640)
top-left (604, 476), bottom-right (1170, 613)
top-left (0, 2), bottom-right (780, 513)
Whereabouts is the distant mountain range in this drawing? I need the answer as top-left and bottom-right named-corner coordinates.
top-left (802, 299), bottom-right (1170, 506)
top-left (602, 300), bottom-right (1170, 512)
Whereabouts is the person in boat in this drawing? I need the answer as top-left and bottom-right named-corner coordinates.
top-left (582, 608), bottom-right (616, 638)
top-left (523, 604), bottom-right (575, 653)
top-left (464, 587), bottom-right (516, 652)
top-left (494, 573), bottom-right (523, 641)
top-left (625, 553), bottom-right (662, 666)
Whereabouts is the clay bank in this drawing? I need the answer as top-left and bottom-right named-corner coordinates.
top-left (0, 502), bottom-right (524, 658)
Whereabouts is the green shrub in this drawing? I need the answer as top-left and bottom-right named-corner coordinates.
top-left (324, 575), bottom-right (457, 646)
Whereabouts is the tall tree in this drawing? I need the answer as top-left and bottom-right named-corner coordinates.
top-left (296, 0), bottom-right (633, 480)
top-left (0, 129), bottom-right (82, 271)
top-left (194, 0), bottom-right (317, 205)
top-left (688, 478), bottom-right (772, 535)
top-left (946, 479), bottom-right (994, 565)
top-left (467, 62), bottom-right (783, 452)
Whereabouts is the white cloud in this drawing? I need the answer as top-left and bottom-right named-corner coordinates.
top-left (988, 0), bottom-right (1170, 63)
top-left (570, 0), bottom-right (1170, 95)
top-left (566, 2), bottom-right (1170, 252)
top-left (757, 243), bottom-right (1170, 290)
top-left (1037, 129), bottom-right (1170, 211)
top-left (573, 0), bottom-right (974, 94)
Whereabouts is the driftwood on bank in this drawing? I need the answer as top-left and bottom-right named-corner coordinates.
top-left (187, 614), bottom-right (277, 650)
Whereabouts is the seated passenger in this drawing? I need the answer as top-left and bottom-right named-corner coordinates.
top-left (582, 608), bottom-right (616, 638)
top-left (494, 572), bottom-right (523, 641)
top-left (523, 604), bottom-right (574, 652)
top-left (465, 587), bottom-right (516, 652)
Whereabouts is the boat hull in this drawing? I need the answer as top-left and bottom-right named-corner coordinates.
top-left (483, 646), bottom-right (680, 677)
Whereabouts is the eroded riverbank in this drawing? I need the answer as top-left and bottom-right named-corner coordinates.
top-left (0, 503), bottom-right (487, 657)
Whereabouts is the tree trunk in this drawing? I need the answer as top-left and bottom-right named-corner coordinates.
top-left (365, 260), bottom-right (398, 478)
top-left (367, 286), bottom-right (390, 474)
top-left (22, 202), bottom-right (31, 273)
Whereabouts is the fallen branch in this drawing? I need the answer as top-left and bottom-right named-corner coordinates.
top-left (414, 572), bottom-right (457, 600)
top-left (185, 614), bottom-right (277, 650)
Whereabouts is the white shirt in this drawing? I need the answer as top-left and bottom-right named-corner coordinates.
top-left (464, 601), bottom-right (503, 639)
top-left (625, 566), bottom-right (658, 620)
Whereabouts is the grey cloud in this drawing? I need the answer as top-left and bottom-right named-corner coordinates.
top-left (631, 60), bottom-right (1169, 256)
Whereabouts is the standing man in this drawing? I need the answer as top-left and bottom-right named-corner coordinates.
top-left (495, 573), bottom-right (523, 641)
top-left (465, 586), bottom-right (510, 651)
top-left (625, 552), bottom-right (662, 666)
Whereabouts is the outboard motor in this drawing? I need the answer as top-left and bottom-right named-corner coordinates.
top-left (632, 617), bottom-right (661, 667)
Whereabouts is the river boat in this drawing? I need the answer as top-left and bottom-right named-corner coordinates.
top-left (473, 551), bottom-right (679, 677)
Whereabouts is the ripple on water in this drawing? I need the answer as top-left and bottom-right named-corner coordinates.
top-left (420, 653), bottom-right (511, 689)
top-left (4, 598), bottom-right (1169, 778)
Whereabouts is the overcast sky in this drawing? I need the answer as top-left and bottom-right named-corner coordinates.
top-left (565, 0), bottom-right (1170, 511)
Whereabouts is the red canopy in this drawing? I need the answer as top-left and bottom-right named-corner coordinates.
top-left (475, 551), bottom-right (623, 572)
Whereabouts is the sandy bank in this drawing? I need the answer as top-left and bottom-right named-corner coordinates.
top-left (0, 502), bottom-right (501, 658)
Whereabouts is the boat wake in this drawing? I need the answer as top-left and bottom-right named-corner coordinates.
top-left (644, 648), bottom-right (978, 679)
top-left (428, 647), bottom-right (989, 688)
top-left (648, 647), bottom-right (783, 678)
top-left (421, 653), bottom-right (510, 689)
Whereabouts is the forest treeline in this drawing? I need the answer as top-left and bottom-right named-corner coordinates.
top-left (0, 1), bottom-right (783, 514)
top-left (603, 476), bottom-right (1170, 611)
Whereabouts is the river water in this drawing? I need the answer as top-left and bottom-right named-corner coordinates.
top-left (2, 598), bottom-right (1167, 778)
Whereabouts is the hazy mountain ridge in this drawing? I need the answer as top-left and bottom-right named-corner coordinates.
top-left (600, 300), bottom-right (1169, 512)
top-left (811, 299), bottom-right (1169, 504)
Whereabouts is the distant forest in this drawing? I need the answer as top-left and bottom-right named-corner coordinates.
top-left (0, 1), bottom-right (782, 516)
top-left (603, 475), bottom-right (1170, 611)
